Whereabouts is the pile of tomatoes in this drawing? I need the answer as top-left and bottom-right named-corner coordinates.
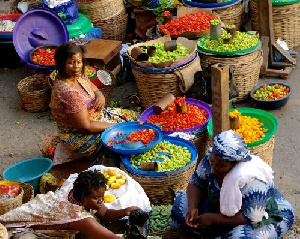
top-left (31, 48), bottom-right (56, 65)
top-left (160, 12), bottom-right (217, 36)
top-left (147, 104), bottom-right (208, 131)
top-left (253, 84), bottom-right (290, 101)
top-left (107, 129), bottom-right (156, 147)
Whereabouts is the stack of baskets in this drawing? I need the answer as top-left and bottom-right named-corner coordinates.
top-left (250, 0), bottom-right (300, 49)
top-left (17, 74), bottom-right (51, 113)
top-left (78, 0), bottom-right (128, 41)
top-left (199, 48), bottom-right (263, 102)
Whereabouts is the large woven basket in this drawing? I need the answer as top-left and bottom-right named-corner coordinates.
top-left (0, 188), bottom-right (24, 215)
top-left (92, 8), bottom-right (128, 41)
top-left (78, 0), bottom-right (124, 21)
top-left (17, 74), bottom-right (51, 113)
top-left (199, 48), bottom-right (263, 102)
top-left (132, 68), bottom-right (183, 108)
top-left (250, 0), bottom-right (300, 49)
top-left (193, 130), bottom-right (209, 167)
top-left (214, 0), bottom-right (245, 30)
top-left (120, 161), bottom-right (197, 205)
top-left (208, 135), bottom-right (274, 167)
top-left (35, 230), bottom-right (77, 239)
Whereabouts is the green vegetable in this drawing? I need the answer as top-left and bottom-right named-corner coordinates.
top-left (201, 31), bottom-right (259, 52)
top-left (141, 43), bottom-right (189, 64)
top-left (210, 19), bottom-right (221, 25)
top-left (130, 141), bottom-right (191, 172)
top-left (226, 24), bottom-right (236, 29)
top-left (149, 205), bottom-right (173, 233)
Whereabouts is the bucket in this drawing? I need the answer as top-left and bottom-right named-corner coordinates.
top-left (3, 158), bottom-right (53, 192)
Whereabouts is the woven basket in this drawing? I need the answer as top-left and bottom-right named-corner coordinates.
top-left (0, 188), bottom-right (24, 215)
top-left (120, 161), bottom-right (197, 205)
top-left (78, 0), bottom-right (124, 21)
top-left (0, 223), bottom-right (9, 239)
top-left (38, 134), bottom-right (61, 160)
top-left (19, 183), bottom-right (34, 204)
top-left (150, 229), bottom-right (199, 239)
top-left (17, 74), bottom-right (51, 113)
top-left (199, 48), bottom-right (263, 102)
top-left (208, 135), bottom-right (275, 167)
top-left (214, 0), bottom-right (245, 30)
top-left (192, 130), bottom-right (209, 167)
top-left (132, 68), bottom-right (183, 108)
top-left (92, 8), bottom-right (128, 41)
top-left (250, 0), bottom-right (300, 49)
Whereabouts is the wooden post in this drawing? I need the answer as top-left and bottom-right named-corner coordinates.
top-left (211, 64), bottom-right (230, 137)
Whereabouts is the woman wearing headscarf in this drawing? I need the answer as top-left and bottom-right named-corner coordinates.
top-left (171, 130), bottom-right (294, 238)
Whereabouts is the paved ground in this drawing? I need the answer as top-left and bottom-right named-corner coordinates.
top-left (1, 48), bottom-right (300, 236)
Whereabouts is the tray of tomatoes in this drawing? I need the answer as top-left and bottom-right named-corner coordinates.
top-left (30, 45), bottom-right (57, 66)
top-left (159, 11), bottom-right (217, 39)
top-left (101, 122), bottom-right (163, 155)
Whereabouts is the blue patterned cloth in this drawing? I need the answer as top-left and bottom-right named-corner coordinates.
top-left (212, 130), bottom-right (251, 162)
top-left (171, 154), bottom-right (294, 238)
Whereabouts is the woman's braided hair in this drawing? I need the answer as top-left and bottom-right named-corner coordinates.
top-left (73, 170), bottom-right (107, 201)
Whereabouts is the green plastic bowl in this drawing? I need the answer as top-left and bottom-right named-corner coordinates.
top-left (207, 107), bottom-right (278, 147)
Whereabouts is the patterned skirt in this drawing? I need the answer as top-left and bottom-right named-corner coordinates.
top-left (58, 107), bottom-right (137, 155)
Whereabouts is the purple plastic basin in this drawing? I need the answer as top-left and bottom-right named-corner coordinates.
top-left (13, 8), bottom-right (69, 64)
top-left (140, 98), bottom-right (212, 134)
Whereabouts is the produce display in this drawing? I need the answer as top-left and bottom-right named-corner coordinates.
top-left (99, 168), bottom-right (127, 190)
top-left (199, 31), bottom-right (259, 52)
top-left (52, 66), bottom-right (95, 79)
top-left (141, 43), bottom-right (189, 63)
top-left (31, 47), bottom-right (56, 65)
top-left (130, 141), bottom-right (191, 171)
top-left (229, 109), bottom-right (269, 143)
top-left (253, 83), bottom-right (290, 101)
top-left (159, 12), bottom-right (217, 36)
top-left (146, 100), bottom-right (208, 131)
top-left (107, 129), bottom-right (156, 147)
top-left (149, 205), bottom-right (172, 233)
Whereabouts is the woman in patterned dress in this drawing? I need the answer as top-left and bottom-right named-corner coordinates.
top-left (171, 130), bottom-right (294, 238)
top-left (0, 170), bottom-right (140, 238)
top-left (49, 42), bottom-right (136, 162)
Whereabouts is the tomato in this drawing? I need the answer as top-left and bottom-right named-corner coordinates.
top-left (160, 12), bottom-right (217, 36)
top-left (31, 48), bottom-right (56, 65)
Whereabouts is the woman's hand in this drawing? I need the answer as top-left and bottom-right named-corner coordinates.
top-left (185, 208), bottom-right (199, 228)
top-left (125, 206), bottom-right (141, 216)
top-left (93, 91), bottom-right (105, 111)
top-left (194, 213), bottom-right (215, 229)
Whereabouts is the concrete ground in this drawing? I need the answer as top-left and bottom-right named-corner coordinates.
top-left (0, 49), bottom-right (300, 236)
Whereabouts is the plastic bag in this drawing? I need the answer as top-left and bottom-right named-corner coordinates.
top-left (43, 0), bottom-right (79, 24)
top-left (124, 210), bottom-right (149, 239)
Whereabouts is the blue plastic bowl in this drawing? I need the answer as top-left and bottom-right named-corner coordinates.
top-left (250, 82), bottom-right (292, 110)
top-left (3, 158), bottom-right (52, 192)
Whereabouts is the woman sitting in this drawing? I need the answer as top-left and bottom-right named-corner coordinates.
top-left (0, 170), bottom-right (140, 238)
top-left (50, 42), bottom-right (135, 164)
top-left (171, 130), bottom-right (294, 238)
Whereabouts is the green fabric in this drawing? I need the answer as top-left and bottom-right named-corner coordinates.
top-left (252, 196), bottom-right (283, 229)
